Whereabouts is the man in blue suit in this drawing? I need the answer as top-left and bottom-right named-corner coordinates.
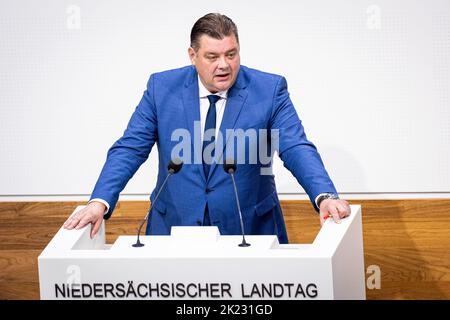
top-left (64, 13), bottom-right (350, 243)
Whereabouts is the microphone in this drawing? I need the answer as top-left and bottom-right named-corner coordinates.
top-left (223, 159), bottom-right (250, 247)
top-left (132, 159), bottom-right (183, 247)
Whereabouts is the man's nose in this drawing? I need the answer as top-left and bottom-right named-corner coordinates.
top-left (217, 56), bottom-right (229, 69)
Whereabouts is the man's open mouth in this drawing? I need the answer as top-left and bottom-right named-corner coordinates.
top-left (215, 73), bottom-right (230, 79)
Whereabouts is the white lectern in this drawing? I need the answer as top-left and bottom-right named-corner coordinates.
top-left (38, 205), bottom-right (365, 300)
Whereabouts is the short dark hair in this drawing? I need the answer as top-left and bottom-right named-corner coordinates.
top-left (190, 13), bottom-right (239, 51)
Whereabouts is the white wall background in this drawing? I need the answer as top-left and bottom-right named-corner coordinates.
top-left (1, 0), bottom-right (449, 199)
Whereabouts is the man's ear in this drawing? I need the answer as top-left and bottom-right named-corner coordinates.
top-left (188, 47), bottom-right (196, 65)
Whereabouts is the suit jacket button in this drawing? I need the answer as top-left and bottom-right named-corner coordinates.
top-left (205, 188), bottom-right (212, 194)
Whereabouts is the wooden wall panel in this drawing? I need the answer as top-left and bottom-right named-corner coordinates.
top-left (0, 200), bottom-right (449, 300)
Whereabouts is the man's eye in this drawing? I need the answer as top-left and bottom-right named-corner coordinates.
top-left (227, 53), bottom-right (235, 58)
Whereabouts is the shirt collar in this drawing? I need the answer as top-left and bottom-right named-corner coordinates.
top-left (198, 75), bottom-right (228, 99)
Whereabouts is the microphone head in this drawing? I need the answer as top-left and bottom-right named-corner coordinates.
top-left (223, 159), bottom-right (236, 174)
top-left (168, 158), bottom-right (183, 174)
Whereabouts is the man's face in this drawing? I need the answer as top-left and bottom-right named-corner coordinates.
top-left (188, 34), bottom-right (240, 93)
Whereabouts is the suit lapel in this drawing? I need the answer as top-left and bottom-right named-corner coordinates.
top-left (181, 67), bottom-right (207, 183)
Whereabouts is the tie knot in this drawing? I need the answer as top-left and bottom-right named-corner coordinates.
top-left (207, 95), bottom-right (221, 105)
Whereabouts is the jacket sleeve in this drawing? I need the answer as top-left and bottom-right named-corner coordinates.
top-left (90, 75), bottom-right (158, 219)
top-left (270, 76), bottom-right (337, 211)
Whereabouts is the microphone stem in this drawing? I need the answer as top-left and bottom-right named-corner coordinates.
top-left (230, 172), bottom-right (246, 241)
top-left (143, 172), bottom-right (172, 222)
top-left (133, 172), bottom-right (173, 247)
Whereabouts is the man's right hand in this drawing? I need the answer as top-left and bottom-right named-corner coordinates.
top-left (63, 201), bottom-right (106, 239)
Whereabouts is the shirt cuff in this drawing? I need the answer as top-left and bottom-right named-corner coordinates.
top-left (88, 198), bottom-right (110, 216)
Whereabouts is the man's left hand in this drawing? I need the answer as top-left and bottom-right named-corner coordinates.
top-left (319, 199), bottom-right (351, 226)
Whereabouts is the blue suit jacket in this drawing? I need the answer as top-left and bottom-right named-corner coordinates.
top-left (90, 65), bottom-right (337, 243)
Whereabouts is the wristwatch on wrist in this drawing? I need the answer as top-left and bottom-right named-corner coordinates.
top-left (317, 193), bottom-right (340, 208)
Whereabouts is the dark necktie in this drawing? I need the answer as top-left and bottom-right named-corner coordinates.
top-left (202, 94), bottom-right (220, 177)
